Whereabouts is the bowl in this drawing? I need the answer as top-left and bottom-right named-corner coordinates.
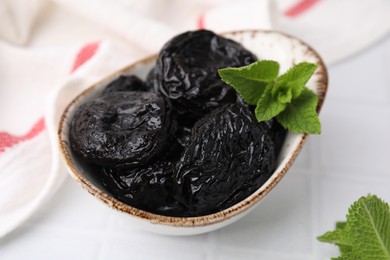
top-left (58, 30), bottom-right (328, 235)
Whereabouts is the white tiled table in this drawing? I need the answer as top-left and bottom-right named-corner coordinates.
top-left (0, 35), bottom-right (389, 260)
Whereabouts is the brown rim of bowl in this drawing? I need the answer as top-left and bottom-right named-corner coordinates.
top-left (58, 29), bottom-right (328, 228)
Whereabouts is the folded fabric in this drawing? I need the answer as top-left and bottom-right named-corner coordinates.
top-left (0, 41), bottom-right (140, 238)
top-left (273, 0), bottom-right (390, 64)
top-left (0, 0), bottom-right (48, 45)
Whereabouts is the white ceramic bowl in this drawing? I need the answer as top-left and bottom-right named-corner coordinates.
top-left (58, 30), bottom-right (328, 236)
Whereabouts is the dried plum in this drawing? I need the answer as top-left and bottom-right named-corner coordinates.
top-left (99, 161), bottom-right (187, 215)
top-left (70, 91), bottom-right (176, 167)
top-left (148, 30), bottom-right (257, 125)
top-left (175, 103), bottom-right (276, 216)
top-left (102, 75), bottom-right (152, 95)
top-left (268, 119), bottom-right (287, 157)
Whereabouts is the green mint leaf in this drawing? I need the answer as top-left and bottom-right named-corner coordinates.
top-left (276, 87), bottom-right (321, 134)
top-left (336, 221), bottom-right (347, 229)
top-left (317, 223), bottom-right (353, 255)
top-left (333, 251), bottom-right (362, 260)
top-left (318, 195), bottom-right (390, 260)
top-left (275, 85), bottom-right (293, 104)
top-left (347, 194), bottom-right (390, 260)
top-left (255, 83), bottom-right (286, 121)
top-left (275, 62), bottom-right (317, 98)
top-left (218, 60), bottom-right (280, 105)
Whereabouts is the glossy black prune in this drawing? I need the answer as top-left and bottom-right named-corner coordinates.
top-left (70, 91), bottom-right (176, 167)
top-left (102, 75), bottom-right (152, 95)
top-left (267, 119), bottom-right (287, 157)
top-left (148, 30), bottom-right (257, 126)
top-left (175, 103), bottom-right (276, 216)
top-left (99, 161), bottom-right (187, 215)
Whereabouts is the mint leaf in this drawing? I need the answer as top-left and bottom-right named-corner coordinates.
top-left (317, 228), bottom-right (350, 247)
top-left (333, 251), bottom-right (362, 260)
top-left (275, 62), bottom-right (317, 98)
top-left (334, 222), bottom-right (354, 254)
top-left (317, 222), bottom-right (353, 255)
top-left (336, 221), bottom-right (347, 229)
top-left (318, 195), bottom-right (390, 260)
top-left (347, 195), bottom-right (390, 260)
top-left (274, 84), bottom-right (293, 104)
top-left (218, 60), bottom-right (279, 105)
top-left (276, 88), bottom-right (321, 134)
top-left (255, 83), bottom-right (286, 121)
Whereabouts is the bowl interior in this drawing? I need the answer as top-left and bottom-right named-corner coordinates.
top-left (58, 30), bottom-right (327, 229)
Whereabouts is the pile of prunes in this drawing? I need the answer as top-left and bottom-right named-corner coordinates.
top-left (70, 30), bottom-right (286, 217)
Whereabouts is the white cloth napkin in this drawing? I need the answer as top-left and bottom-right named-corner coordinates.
top-left (0, 0), bottom-right (389, 239)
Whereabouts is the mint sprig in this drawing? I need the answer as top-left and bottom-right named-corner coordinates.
top-left (318, 194), bottom-right (390, 260)
top-left (218, 60), bottom-right (320, 134)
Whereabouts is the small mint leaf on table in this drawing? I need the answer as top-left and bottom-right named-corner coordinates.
top-left (333, 251), bottom-right (362, 260)
top-left (347, 194), bottom-right (390, 260)
top-left (218, 60), bottom-right (280, 105)
top-left (318, 194), bottom-right (390, 260)
top-left (317, 222), bottom-right (353, 255)
top-left (336, 222), bottom-right (347, 229)
top-left (276, 88), bottom-right (321, 134)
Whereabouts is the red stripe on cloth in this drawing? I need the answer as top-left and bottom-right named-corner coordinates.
top-left (0, 42), bottom-right (100, 154)
top-left (197, 13), bottom-right (205, 29)
top-left (70, 42), bottom-right (100, 72)
top-left (284, 0), bottom-right (320, 17)
top-left (0, 117), bottom-right (45, 153)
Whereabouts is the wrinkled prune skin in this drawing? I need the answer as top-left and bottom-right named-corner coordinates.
top-left (70, 91), bottom-right (176, 167)
top-left (148, 30), bottom-right (257, 126)
top-left (99, 161), bottom-right (187, 215)
top-left (175, 126), bottom-right (192, 147)
top-left (102, 75), bottom-right (152, 95)
top-left (267, 119), bottom-right (287, 157)
top-left (175, 104), bottom-right (276, 216)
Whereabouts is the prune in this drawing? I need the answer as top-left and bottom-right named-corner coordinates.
top-left (175, 104), bottom-right (276, 216)
top-left (99, 161), bottom-right (187, 215)
top-left (70, 91), bottom-right (176, 167)
top-left (102, 75), bottom-right (151, 95)
top-left (148, 30), bottom-right (257, 126)
top-left (267, 119), bottom-right (287, 157)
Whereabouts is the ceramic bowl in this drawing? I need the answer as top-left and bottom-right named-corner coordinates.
top-left (58, 30), bottom-right (328, 236)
